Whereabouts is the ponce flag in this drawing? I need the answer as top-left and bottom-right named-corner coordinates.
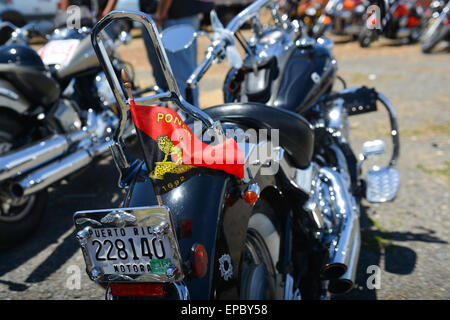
top-left (129, 100), bottom-right (245, 194)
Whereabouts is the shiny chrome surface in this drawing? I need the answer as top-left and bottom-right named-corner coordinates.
top-left (377, 92), bottom-right (400, 167)
top-left (174, 282), bottom-right (190, 300)
top-left (328, 224), bottom-right (360, 294)
top-left (318, 167), bottom-right (360, 280)
top-left (365, 165), bottom-right (400, 203)
top-left (10, 139), bottom-right (113, 197)
top-left (0, 135), bottom-right (69, 181)
top-left (56, 34), bottom-right (102, 78)
top-left (0, 110), bottom-right (96, 182)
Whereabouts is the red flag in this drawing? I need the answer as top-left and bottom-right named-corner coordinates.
top-left (129, 100), bottom-right (244, 194)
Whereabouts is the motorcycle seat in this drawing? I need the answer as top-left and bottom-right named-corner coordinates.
top-left (0, 64), bottom-right (60, 106)
top-left (204, 102), bottom-right (314, 169)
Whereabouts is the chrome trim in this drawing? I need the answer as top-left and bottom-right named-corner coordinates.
top-left (319, 167), bottom-right (360, 280)
top-left (328, 224), bottom-right (360, 294)
top-left (10, 139), bottom-right (113, 197)
top-left (377, 92), bottom-right (400, 166)
top-left (0, 110), bottom-right (97, 181)
top-left (0, 135), bottom-right (69, 181)
top-left (0, 87), bottom-right (19, 100)
top-left (174, 282), bottom-right (190, 300)
top-left (91, 10), bottom-right (215, 133)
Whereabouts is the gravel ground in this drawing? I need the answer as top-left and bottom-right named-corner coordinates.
top-left (0, 32), bottom-right (449, 300)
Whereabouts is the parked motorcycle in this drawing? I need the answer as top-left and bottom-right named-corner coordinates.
top-left (312, 0), bottom-right (369, 39)
top-left (421, 0), bottom-right (450, 53)
top-left (0, 16), bottom-right (142, 249)
top-left (74, 0), bottom-right (400, 300)
top-left (359, 0), bottom-right (424, 47)
top-left (287, 0), bottom-right (325, 37)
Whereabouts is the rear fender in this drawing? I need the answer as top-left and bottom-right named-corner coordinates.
top-left (123, 162), bottom-right (294, 299)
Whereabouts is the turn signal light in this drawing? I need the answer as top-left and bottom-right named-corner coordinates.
top-left (193, 244), bottom-right (208, 278)
top-left (321, 15), bottom-right (332, 25)
top-left (109, 283), bottom-right (166, 297)
top-left (243, 190), bottom-right (259, 205)
top-left (243, 183), bottom-right (260, 205)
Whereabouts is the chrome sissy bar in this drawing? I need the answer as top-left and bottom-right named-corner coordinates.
top-left (90, 10), bottom-right (219, 186)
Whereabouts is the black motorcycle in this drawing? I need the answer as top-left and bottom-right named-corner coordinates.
top-left (74, 0), bottom-right (400, 300)
top-left (422, 0), bottom-right (450, 53)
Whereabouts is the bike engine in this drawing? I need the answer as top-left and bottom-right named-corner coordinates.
top-left (47, 98), bottom-right (82, 134)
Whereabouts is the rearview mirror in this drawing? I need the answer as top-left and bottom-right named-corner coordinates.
top-left (161, 24), bottom-right (196, 52)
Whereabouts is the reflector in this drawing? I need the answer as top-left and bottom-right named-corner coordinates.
top-left (109, 283), bottom-right (166, 297)
top-left (193, 244), bottom-right (208, 278)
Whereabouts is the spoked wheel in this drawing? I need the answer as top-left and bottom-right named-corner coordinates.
top-left (240, 227), bottom-right (277, 300)
top-left (0, 115), bottom-right (48, 250)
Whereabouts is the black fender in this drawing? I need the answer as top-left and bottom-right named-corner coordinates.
top-left (0, 79), bottom-right (31, 114)
top-left (123, 162), bottom-right (296, 299)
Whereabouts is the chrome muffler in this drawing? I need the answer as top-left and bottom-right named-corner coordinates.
top-left (10, 139), bottom-right (113, 197)
top-left (0, 110), bottom-right (96, 181)
top-left (318, 167), bottom-right (360, 288)
top-left (328, 224), bottom-right (361, 294)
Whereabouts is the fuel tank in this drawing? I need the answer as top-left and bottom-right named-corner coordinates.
top-left (270, 40), bottom-right (337, 112)
top-left (229, 34), bottom-right (337, 113)
top-left (39, 29), bottom-right (114, 79)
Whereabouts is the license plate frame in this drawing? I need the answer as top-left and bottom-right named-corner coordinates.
top-left (73, 206), bottom-right (183, 283)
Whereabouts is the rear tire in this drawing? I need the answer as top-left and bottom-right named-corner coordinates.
top-left (240, 201), bottom-right (279, 300)
top-left (0, 114), bottom-right (48, 250)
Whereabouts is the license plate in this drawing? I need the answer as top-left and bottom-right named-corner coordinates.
top-left (38, 39), bottom-right (80, 67)
top-left (74, 206), bottom-right (183, 283)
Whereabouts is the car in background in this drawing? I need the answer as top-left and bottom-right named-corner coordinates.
top-left (0, 0), bottom-right (59, 31)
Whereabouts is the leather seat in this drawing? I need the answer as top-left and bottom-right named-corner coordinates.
top-left (204, 102), bottom-right (314, 169)
top-left (0, 64), bottom-right (60, 106)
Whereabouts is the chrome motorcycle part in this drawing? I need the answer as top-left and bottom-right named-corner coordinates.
top-left (365, 165), bottom-right (400, 203)
top-left (318, 167), bottom-right (360, 281)
top-left (51, 99), bottom-right (83, 133)
top-left (10, 139), bottom-right (113, 197)
top-left (362, 139), bottom-right (386, 158)
top-left (0, 110), bottom-right (96, 181)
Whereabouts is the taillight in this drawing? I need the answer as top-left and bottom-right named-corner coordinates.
top-left (393, 3), bottom-right (410, 18)
top-left (344, 0), bottom-right (355, 11)
top-left (193, 244), bottom-right (208, 278)
top-left (407, 16), bottom-right (421, 27)
top-left (109, 283), bottom-right (166, 297)
top-left (321, 15), bottom-right (332, 25)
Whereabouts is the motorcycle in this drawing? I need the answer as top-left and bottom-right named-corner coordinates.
top-left (312, 0), bottom-right (369, 39)
top-left (0, 15), bottom-right (146, 249)
top-left (359, 0), bottom-right (424, 47)
top-left (421, 0), bottom-right (450, 53)
top-left (74, 0), bottom-right (400, 300)
top-left (286, 0), bottom-right (325, 37)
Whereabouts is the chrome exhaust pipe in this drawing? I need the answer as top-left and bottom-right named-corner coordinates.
top-left (328, 224), bottom-right (361, 294)
top-left (10, 139), bottom-right (113, 197)
top-left (319, 167), bottom-right (359, 280)
top-left (0, 110), bottom-right (97, 181)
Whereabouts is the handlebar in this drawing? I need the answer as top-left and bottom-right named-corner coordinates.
top-left (0, 20), bottom-right (47, 44)
top-left (186, 0), bottom-right (298, 90)
top-left (186, 39), bottom-right (227, 90)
